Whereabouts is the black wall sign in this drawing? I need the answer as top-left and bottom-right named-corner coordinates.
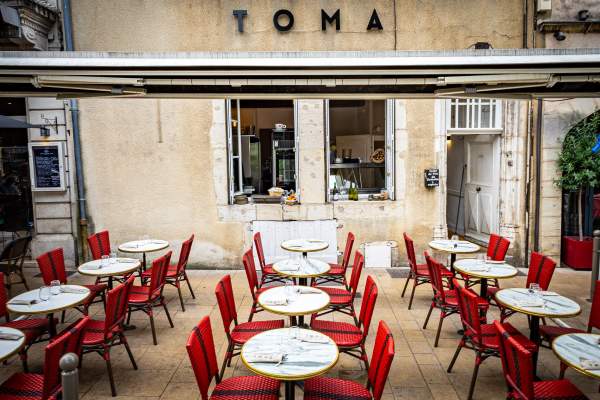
top-left (30, 144), bottom-right (64, 190)
top-left (273, 9), bottom-right (294, 32)
top-left (424, 168), bottom-right (440, 188)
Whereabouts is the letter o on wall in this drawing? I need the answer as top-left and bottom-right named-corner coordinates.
top-left (273, 9), bottom-right (294, 32)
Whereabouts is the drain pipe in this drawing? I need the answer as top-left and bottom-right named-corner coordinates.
top-left (62, 0), bottom-right (89, 261)
top-left (533, 99), bottom-right (543, 252)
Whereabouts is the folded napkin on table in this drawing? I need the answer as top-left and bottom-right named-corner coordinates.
top-left (485, 260), bottom-right (505, 265)
top-left (117, 259), bottom-right (138, 263)
top-left (277, 264), bottom-right (300, 272)
top-left (8, 299), bottom-right (36, 306)
top-left (296, 332), bottom-right (329, 343)
top-left (60, 287), bottom-right (88, 294)
top-left (82, 264), bottom-right (102, 270)
top-left (298, 287), bottom-right (321, 294)
top-left (263, 297), bottom-right (288, 306)
top-left (580, 358), bottom-right (600, 370)
top-left (540, 291), bottom-right (559, 296)
top-left (244, 352), bottom-right (285, 364)
top-left (0, 332), bottom-right (23, 341)
top-left (515, 298), bottom-right (545, 308)
top-left (468, 266), bottom-right (490, 272)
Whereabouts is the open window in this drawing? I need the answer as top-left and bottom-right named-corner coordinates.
top-left (326, 99), bottom-right (394, 201)
top-left (447, 99), bottom-right (502, 131)
top-left (227, 100), bottom-right (296, 204)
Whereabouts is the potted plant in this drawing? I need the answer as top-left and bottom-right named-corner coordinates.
top-left (556, 112), bottom-right (600, 270)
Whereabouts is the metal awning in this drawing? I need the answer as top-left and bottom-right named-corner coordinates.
top-left (0, 49), bottom-right (599, 99)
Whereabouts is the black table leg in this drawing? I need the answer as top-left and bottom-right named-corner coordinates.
top-left (450, 253), bottom-right (457, 273)
top-left (479, 278), bottom-right (488, 298)
top-left (142, 252), bottom-right (147, 271)
top-left (298, 278), bottom-right (307, 286)
top-left (48, 313), bottom-right (56, 337)
top-left (107, 276), bottom-right (114, 290)
top-left (284, 381), bottom-right (295, 400)
top-left (529, 315), bottom-right (540, 377)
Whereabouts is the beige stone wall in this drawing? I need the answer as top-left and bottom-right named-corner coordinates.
top-left (71, 0), bottom-right (526, 267)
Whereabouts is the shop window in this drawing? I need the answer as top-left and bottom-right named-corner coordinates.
top-left (447, 99), bottom-right (502, 130)
top-left (226, 100), bottom-right (296, 204)
top-left (326, 99), bottom-right (394, 201)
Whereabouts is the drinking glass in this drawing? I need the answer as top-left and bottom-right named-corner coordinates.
top-left (100, 255), bottom-right (109, 269)
top-left (528, 283), bottom-right (541, 296)
top-left (284, 281), bottom-right (293, 299)
top-left (39, 286), bottom-right (51, 302)
top-left (477, 253), bottom-right (485, 262)
top-left (289, 325), bottom-right (299, 340)
top-left (50, 280), bottom-right (61, 295)
top-left (109, 252), bottom-right (117, 264)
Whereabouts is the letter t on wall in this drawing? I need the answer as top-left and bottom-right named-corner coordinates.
top-left (233, 10), bottom-right (248, 32)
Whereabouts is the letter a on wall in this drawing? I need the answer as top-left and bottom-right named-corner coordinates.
top-left (367, 9), bottom-right (383, 30)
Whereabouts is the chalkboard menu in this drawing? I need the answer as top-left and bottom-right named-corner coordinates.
top-left (424, 168), bottom-right (440, 188)
top-left (29, 143), bottom-right (65, 191)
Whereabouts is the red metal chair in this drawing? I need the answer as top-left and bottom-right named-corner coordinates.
top-left (87, 230), bottom-right (111, 260)
top-left (215, 274), bottom-right (284, 379)
top-left (314, 231), bottom-right (355, 287)
top-left (311, 250), bottom-right (365, 325)
top-left (36, 248), bottom-right (107, 321)
top-left (0, 316), bottom-right (89, 400)
top-left (253, 232), bottom-right (286, 286)
top-left (311, 275), bottom-right (378, 370)
top-left (447, 280), bottom-right (537, 400)
top-left (187, 315), bottom-right (280, 400)
top-left (127, 251), bottom-right (174, 345)
top-left (487, 233), bottom-right (510, 261)
top-left (242, 248), bottom-right (270, 322)
top-left (494, 320), bottom-right (588, 400)
top-left (141, 234), bottom-right (195, 311)
top-left (423, 253), bottom-right (489, 347)
top-left (303, 320), bottom-right (394, 400)
top-left (80, 276), bottom-right (137, 396)
top-left (0, 272), bottom-right (54, 372)
top-left (401, 233), bottom-right (452, 310)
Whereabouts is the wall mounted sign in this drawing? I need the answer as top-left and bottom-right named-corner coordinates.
top-left (424, 168), bottom-right (440, 188)
top-left (28, 142), bottom-right (66, 191)
top-left (232, 8), bottom-right (383, 33)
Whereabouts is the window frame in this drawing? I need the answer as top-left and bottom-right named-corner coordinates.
top-left (446, 98), bottom-right (503, 132)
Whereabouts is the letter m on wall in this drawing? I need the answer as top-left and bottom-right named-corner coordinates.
top-left (321, 9), bottom-right (340, 31)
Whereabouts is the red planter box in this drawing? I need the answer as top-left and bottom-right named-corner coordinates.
top-left (562, 236), bottom-right (593, 270)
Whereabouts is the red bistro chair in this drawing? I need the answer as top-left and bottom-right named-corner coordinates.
top-left (423, 253), bottom-right (488, 347)
top-left (311, 275), bottom-right (378, 370)
top-left (215, 274), bottom-right (284, 379)
top-left (253, 232), bottom-right (286, 286)
top-left (401, 233), bottom-right (452, 310)
top-left (448, 280), bottom-right (537, 400)
top-left (36, 248), bottom-right (107, 321)
top-left (314, 231), bottom-right (355, 287)
top-left (80, 276), bottom-right (137, 396)
top-left (127, 251), bottom-right (174, 345)
top-left (142, 234), bottom-right (195, 311)
top-left (242, 248), bottom-right (271, 322)
top-left (187, 316), bottom-right (280, 400)
top-left (0, 316), bottom-right (88, 400)
top-left (311, 250), bottom-right (365, 325)
top-left (303, 320), bottom-right (394, 400)
top-left (0, 273), bottom-right (54, 372)
top-left (87, 230), bottom-right (111, 260)
top-left (494, 320), bottom-right (588, 400)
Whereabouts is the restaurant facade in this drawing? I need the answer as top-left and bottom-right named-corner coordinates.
top-left (3, 0), bottom-right (599, 269)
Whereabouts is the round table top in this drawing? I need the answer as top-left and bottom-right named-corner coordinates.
top-left (495, 288), bottom-right (581, 318)
top-left (118, 239), bottom-right (169, 253)
top-left (258, 286), bottom-right (330, 316)
top-left (553, 333), bottom-right (600, 380)
top-left (272, 258), bottom-right (331, 278)
top-left (78, 258), bottom-right (141, 277)
top-left (7, 285), bottom-right (91, 315)
top-left (453, 258), bottom-right (518, 280)
top-left (0, 327), bottom-right (25, 362)
top-left (428, 239), bottom-right (480, 254)
top-left (241, 328), bottom-right (338, 381)
top-left (280, 239), bottom-right (329, 253)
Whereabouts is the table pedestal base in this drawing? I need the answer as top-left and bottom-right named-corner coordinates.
top-left (284, 381), bottom-right (296, 400)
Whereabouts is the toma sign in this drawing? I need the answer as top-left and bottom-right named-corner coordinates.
top-left (232, 9), bottom-right (384, 32)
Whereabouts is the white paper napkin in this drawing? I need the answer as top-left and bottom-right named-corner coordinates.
top-left (468, 266), bottom-right (490, 272)
top-left (117, 259), bottom-right (138, 263)
top-left (8, 299), bottom-right (37, 306)
top-left (298, 287), bottom-right (321, 294)
top-left (60, 287), bottom-right (88, 294)
top-left (0, 332), bottom-right (23, 341)
top-left (541, 291), bottom-right (559, 296)
top-left (297, 332), bottom-right (329, 343)
top-left (263, 297), bottom-right (288, 306)
top-left (244, 352), bottom-right (285, 363)
top-left (580, 358), bottom-right (600, 371)
top-left (277, 264), bottom-right (300, 272)
top-left (516, 298), bottom-right (545, 308)
top-left (82, 264), bottom-right (102, 270)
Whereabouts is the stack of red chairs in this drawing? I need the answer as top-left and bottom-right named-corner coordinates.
top-left (0, 316), bottom-right (88, 400)
top-left (215, 275), bottom-right (284, 379)
top-left (494, 320), bottom-right (588, 400)
top-left (314, 232), bottom-right (355, 287)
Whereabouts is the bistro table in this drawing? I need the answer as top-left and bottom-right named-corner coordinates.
top-left (7, 285), bottom-right (91, 336)
top-left (0, 327), bottom-right (25, 363)
top-left (495, 288), bottom-right (581, 375)
top-left (118, 239), bottom-right (169, 271)
top-left (272, 257), bottom-right (330, 286)
top-left (553, 333), bottom-right (600, 380)
top-left (428, 239), bottom-right (480, 272)
top-left (78, 257), bottom-right (141, 289)
top-left (258, 285), bottom-right (330, 327)
top-left (241, 327), bottom-right (339, 400)
top-left (454, 258), bottom-right (518, 297)
top-left (281, 239), bottom-right (329, 261)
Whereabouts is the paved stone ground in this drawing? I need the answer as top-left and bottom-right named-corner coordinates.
top-left (1, 261), bottom-right (599, 400)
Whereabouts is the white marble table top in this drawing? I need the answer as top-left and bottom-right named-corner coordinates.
top-left (272, 257), bottom-right (330, 278)
top-left (453, 258), bottom-right (518, 279)
top-left (280, 239), bottom-right (329, 253)
top-left (0, 327), bottom-right (25, 362)
top-left (241, 328), bottom-right (338, 381)
top-left (495, 288), bottom-right (581, 318)
top-left (258, 286), bottom-right (330, 316)
top-left (7, 285), bottom-right (91, 315)
top-left (553, 333), bottom-right (600, 379)
top-left (78, 258), bottom-right (141, 277)
top-left (429, 239), bottom-right (480, 254)
top-left (118, 239), bottom-right (169, 253)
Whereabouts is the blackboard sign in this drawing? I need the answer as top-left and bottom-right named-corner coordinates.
top-left (424, 168), bottom-right (439, 188)
top-left (29, 143), bottom-right (65, 191)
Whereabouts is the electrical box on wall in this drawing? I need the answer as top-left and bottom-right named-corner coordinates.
top-left (537, 0), bottom-right (552, 12)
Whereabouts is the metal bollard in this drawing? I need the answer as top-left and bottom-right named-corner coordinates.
top-left (591, 230), bottom-right (600, 301)
top-left (60, 353), bottom-right (79, 400)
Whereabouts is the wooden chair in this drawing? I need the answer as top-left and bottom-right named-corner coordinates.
top-left (0, 236), bottom-right (31, 295)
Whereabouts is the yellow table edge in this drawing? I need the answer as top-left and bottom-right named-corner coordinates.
top-left (551, 333), bottom-right (600, 380)
top-left (280, 242), bottom-right (329, 253)
top-left (452, 263), bottom-right (518, 280)
top-left (494, 289), bottom-right (582, 318)
top-left (77, 261), bottom-right (141, 277)
top-left (258, 287), bottom-right (331, 317)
